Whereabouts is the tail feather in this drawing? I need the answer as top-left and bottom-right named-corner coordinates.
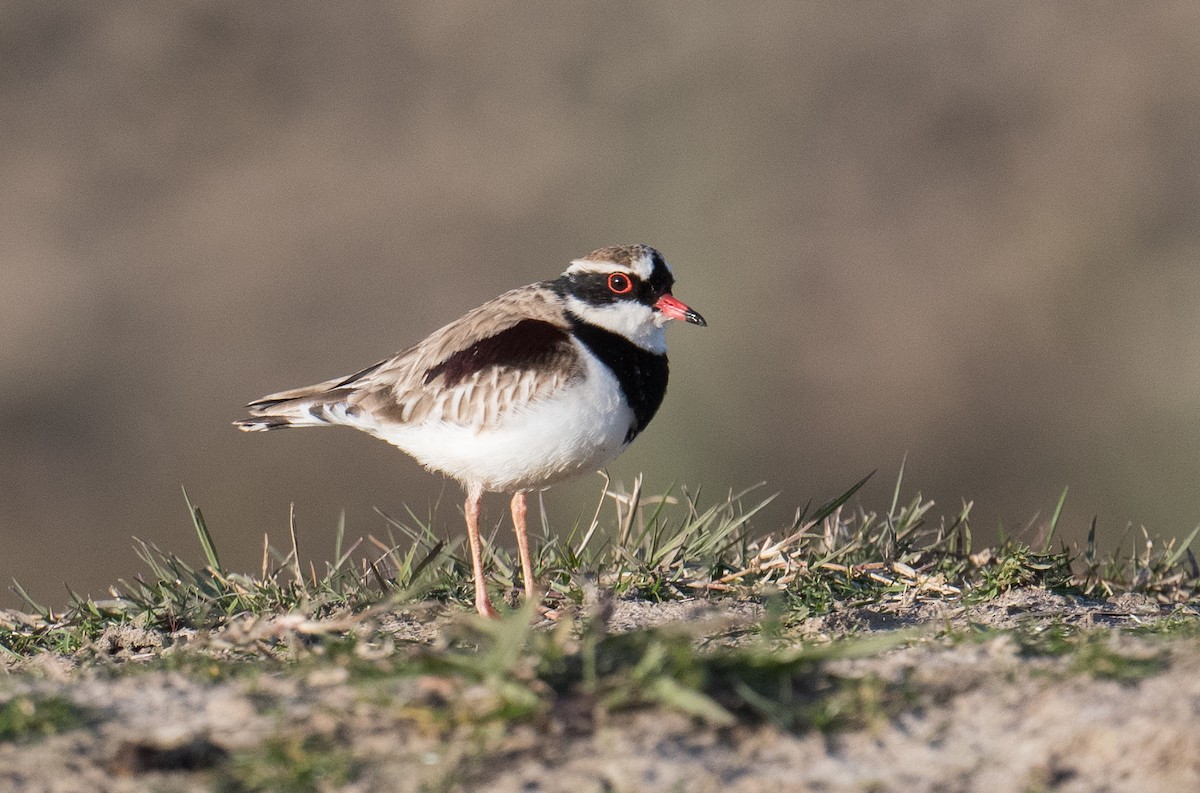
top-left (234, 378), bottom-right (360, 433)
top-left (247, 376), bottom-right (346, 407)
top-left (236, 359), bottom-right (389, 433)
top-left (233, 416), bottom-right (296, 432)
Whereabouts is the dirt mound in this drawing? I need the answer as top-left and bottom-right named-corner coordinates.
top-left (2, 589), bottom-right (1199, 791)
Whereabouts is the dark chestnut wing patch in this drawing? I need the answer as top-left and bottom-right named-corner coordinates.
top-left (423, 319), bottom-right (576, 387)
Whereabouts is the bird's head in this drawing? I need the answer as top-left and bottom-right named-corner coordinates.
top-left (553, 244), bottom-right (706, 352)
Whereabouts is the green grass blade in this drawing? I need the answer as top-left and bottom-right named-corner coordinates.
top-left (810, 471), bottom-right (875, 527)
top-left (1163, 523), bottom-right (1200, 569)
top-left (1043, 486), bottom-right (1069, 551)
top-left (333, 510), bottom-right (346, 571)
top-left (888, 454), bottom-right (907, 518)
top-left (181, 486), bottom-right (222, 573)
top-left (10, 579), bottom-right (48, 618)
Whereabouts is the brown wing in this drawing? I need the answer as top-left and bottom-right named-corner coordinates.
top-left (344, 284), bottom-right (585, 430)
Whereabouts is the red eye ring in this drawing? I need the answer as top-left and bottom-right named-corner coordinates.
top-left (607, 272), bottom-right (634, 294)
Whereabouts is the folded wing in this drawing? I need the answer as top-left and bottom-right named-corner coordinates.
top-left (234, 284), bottom-right (584, 434)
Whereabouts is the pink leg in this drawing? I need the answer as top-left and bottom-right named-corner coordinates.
top-left (464, 485), bottom-right (499, 618)
top-left (510, 491), bottom-right (537, 601)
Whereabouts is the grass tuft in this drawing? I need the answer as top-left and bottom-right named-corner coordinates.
top-left (3, 471), bottom-right (1199, 659)
top-left (0, 695), bottom-right (88, 742)
top-left (218, 734), bottom-right (359, 793)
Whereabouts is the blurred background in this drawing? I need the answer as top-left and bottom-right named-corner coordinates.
top-left (4, 2), bottom-right (1200, 608)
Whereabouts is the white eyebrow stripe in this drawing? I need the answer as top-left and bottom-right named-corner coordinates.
top-left (566, 256), bottom-right (654, 280)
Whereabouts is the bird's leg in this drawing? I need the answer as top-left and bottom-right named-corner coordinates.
top-left (464, 485), bottom-right (500, 618)
top-left (510, 491), bottom-right (537, 601)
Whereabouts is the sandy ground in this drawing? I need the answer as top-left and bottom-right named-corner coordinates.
top-left (2, 588), bottom-right (1199, 792)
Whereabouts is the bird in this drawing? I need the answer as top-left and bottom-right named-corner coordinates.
top-left (234, 244), bottom-right (706, 617)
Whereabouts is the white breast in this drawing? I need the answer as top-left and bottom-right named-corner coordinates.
top-left (370, 346), bottom-right (635, 492)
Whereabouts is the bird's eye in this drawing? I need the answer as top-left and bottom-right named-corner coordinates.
top-left (607, 272), bottom-right (634, 294)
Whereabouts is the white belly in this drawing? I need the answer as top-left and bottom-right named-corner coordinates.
top-left (373, 353), bottom-right (635, 492)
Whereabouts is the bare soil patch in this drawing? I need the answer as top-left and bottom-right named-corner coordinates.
top-left (2, 587), bottom-right (1198, 793)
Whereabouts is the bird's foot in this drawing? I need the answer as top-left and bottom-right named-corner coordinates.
top-left (475, 598), bottom-right (501, 619)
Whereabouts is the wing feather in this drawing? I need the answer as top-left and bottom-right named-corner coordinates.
top-left (345, 285), bottom-right (584, 430)
top-left (238, 284), bottom-right (584, 433)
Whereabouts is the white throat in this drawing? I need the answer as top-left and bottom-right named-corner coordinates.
top-left (566, 297), bottom-right (669, 354)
